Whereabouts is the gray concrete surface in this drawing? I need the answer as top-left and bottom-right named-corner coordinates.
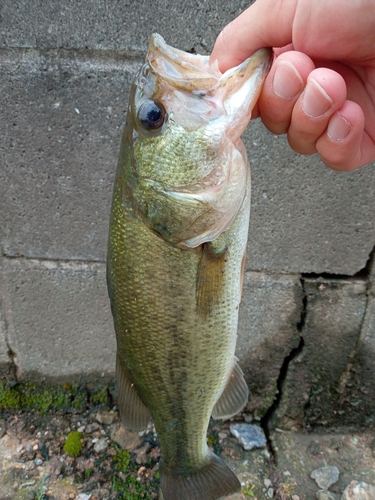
top-left (0, 306), bottom-right (10, 375)
top-left (355, 293), bottom-right (375, 421)
top-left (237, 272), bottom-right (302, 417)
top-left (0, 0), bottom-right (375, 435)
top-left (268, 430), bottom-right (375, 500)
top-left (244, 124), bottom-right (375, 274)
top-left (0, 0), bottom-right (250, 54)
top-left (1, 256), bottom-right (115, 381)
top-left (0, 49), bottom-right (137, 261)
top-left (1, 14), bottom-right (375, 272)
top-left (272, 278), bottom-right (370, 430)
top-left (0, 258), bottom-right (13, 376)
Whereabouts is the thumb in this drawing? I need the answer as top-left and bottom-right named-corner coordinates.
top-left (210, 0), bottom-right (297, 72)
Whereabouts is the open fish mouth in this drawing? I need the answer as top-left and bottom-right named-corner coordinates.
top-left (147, 33), bottom-right (221, 91)
top-left (145, 33), bottom-right (272, 139)
top-left (147, 33), bottom-right (271, 100)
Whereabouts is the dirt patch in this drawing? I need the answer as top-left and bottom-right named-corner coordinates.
top-left (1, 382), bottom-right (375, 500)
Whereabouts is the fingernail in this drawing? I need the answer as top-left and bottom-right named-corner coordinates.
top-left (302, 79), bottom-right (333, 117)
top-left (272, 61), bottom-right (304, 99)
top-left (327, 112), bottom-right (352, 141)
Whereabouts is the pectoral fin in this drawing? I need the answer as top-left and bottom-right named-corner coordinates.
top-left (116, 355), bottom-right (151, 432)
top-left (212, 358), bottom-right (249, 420)
top-left (196, 241), bottom-right (228, 320)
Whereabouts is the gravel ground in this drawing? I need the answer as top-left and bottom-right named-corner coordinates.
top-left (1, 396), bottom-right (375, 500)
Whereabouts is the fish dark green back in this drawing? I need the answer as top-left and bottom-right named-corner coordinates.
top-left (107, 34), bottom-right (271, 500)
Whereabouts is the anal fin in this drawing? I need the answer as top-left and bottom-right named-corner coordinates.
top-left (212, 357), bottom-right (249, 420)
top-left (160, 451), bottom-right (240, 500)
top-left (116, 354), bottom-right (151, 432)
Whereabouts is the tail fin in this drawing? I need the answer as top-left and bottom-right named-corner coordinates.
top-left (160, 452), bottom-right (240, 500)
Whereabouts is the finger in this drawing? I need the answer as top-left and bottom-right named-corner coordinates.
top-left (316, 100), bottom-right (372, 171)
top-left (210, 0), bottom-right (298, 71)
top-left (287, 68), bottom-right (347, 155)
top-left (256, 51), bottom-right (315, 132)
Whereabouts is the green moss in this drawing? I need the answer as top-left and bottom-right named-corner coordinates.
top-left (0, 381), bottom-right (21, 410)
top-left (84, 467), bottom-right (93, 480)
top-left (21, 382), bottom-right (64, 413)
top-left (242, 483), bottom-right (255, 497)
top-left (114, 449), bottom-right (132, 473)
top-left (63, 431), bottom-right (82, 457)
top-left (0, 379), bottom-right (72, 413)
top-left (207, 431), bottom-right (221, 455)
top-left (113, 474), bottom-right (152, 499)
top-left (69, 385), bottom-right (88, 411)
top-left (112, 450), bottom-right (155, 499)
top-left (0, 378), bottom-right (112, 414)
top-left (90, 387), bottom-right (108, 406)
top-left (207, 434), bottom-right (217, 447)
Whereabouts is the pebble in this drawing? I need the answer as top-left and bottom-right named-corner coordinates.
top-left (24, 460), bottom-right (35, 470)
top-left (292, 496), bottom-right (300, 500)
top-left (95, 410), bottom-right (115, 426)
top-left (135, 442), bottom-right (151, 465)
top-left (0, 420), bottom-right (5, 439)
top-left (34, 457), bottom-right (43, 466)
top-left (110, 422), bottom-right (142, 451)
top-left (341, 480), bottom-right (375, 500)
top-left (93, 439), bottom-right (108, 453)
top-left (267, 487), bottom-right (274, 498)
top-left (229, 423), bottom-right (267, 450)
top-left (76, 494), bottom-right (92, 500)
top-left (310, 465), bottom-right (340, 490)
top-left (262, 449), bottom-right (271, 459)
top-left (85, 423), bottom-right (100, 434)
top-left (264, 478), bottom-right (272, 488)
top-left (316, 490), bottom-right (336, 500)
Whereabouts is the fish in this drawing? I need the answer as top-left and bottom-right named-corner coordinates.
top-left (107, 33), bottom-right (271, 500)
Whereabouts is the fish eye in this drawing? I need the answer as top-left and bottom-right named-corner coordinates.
top-left (138, 100), bottom-right (166, 130)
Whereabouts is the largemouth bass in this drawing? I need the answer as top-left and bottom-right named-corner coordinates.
top-left (107, 34), bottom-right (271, 500)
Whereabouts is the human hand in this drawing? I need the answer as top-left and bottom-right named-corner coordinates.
top-left (210, 0), bottom-right (375, 171)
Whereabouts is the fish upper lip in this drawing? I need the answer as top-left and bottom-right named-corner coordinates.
top-left (147, 33), bottom-right (272, 95)
top-left (147, 33), bottom-right (220, 91)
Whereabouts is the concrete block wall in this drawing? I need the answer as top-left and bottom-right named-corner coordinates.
top-left (1, 1), bottom-right (375, 431)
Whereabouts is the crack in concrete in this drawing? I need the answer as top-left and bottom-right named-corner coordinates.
top-left (361, 242), bottom-right (375, 279)
top-left (260, 278), bottom-right (306, 463)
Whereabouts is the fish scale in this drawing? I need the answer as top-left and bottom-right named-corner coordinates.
top-left (134, 123), bottom-right (220, 187)
top-left (107, 33), bottom-right (271, 500)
